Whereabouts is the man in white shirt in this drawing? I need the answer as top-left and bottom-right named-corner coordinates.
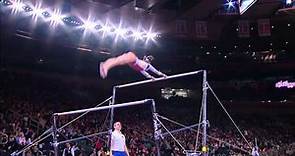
top-left (251, 146), bottom-right (259, 156)
top-left (100, 52), bottom-right (166, 79)
top-left (62, 143), bottom-right (75, 156)
top-left (110, 122), bottom-right (130, 156)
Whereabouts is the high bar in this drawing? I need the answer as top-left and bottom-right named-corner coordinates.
top-left (54, 99), bottom-right (152, 116)
top-left (116, 70), bottom-right (204, 89)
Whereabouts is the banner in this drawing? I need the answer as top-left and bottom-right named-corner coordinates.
top-left (258, 19), bottom-right (271, 37)
top-left (238, 20), bottom-right (250, 37)
top-left (195, 21), bottom-right (208, 39)
top-left (175, 20), bottom-right (187, 34)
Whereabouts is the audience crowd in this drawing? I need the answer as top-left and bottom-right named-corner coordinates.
top-left (1, 71), bottom-right (295, 156)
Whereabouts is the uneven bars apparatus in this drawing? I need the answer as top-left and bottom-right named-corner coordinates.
top-left (52, 99), bottom-right (154, 156)
top-left (109, 70), bottom-right (208, 156)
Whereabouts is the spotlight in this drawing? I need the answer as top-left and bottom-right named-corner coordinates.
top-left (100, 25), bottom-right (111, 32)
top-left (10, 0), bottom-right (25, 14)
top-left (10, 0), bottom-right (24, 10)
top-left (50, 13), bottom-right (61, 22)
top-left (224, 0), bottom-right (237, 11)
top-left (99, 22), bottom-right (113, 38)
top-left (115, 28), bottom-right (127, 36)
top-left (82, 21), bottom-right (96, 30)
top-left (286, 0), bottom-right (292, 5)
top-left (126, 30), bottom-right (133, 35)
top-left (31, 8), bottom-right (44, 16)
top-left (227, 1), bottom-right (235, 7)
top-left (30, 3), bottom-right (44, 18)
top-left (133, 31), bottom-right (143, 40)
top-left (48, 9), bottom-right (63, 27)
top-left (145, 32), bottom-right (157, 40)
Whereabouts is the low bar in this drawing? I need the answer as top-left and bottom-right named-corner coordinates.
top-left (58, 131), bottom-right (109, 145)
top-left (55, 99), bottom-right (151, 116)
top-left (116, 70), bottom-right (204, 89)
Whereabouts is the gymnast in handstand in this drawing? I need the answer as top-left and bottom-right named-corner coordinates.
top-left (100, 51), bottom-right (166, 79)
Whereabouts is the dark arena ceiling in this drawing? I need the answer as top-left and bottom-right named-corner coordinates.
top-left (0, 0), bottom-right (294, 80)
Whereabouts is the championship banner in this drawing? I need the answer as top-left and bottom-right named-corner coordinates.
top-left (258, 19), bottom-right (271, 37)
top-left (238, 20), bottom-right (250, 38)
top-left (195, 21), bottom-right (208, 39)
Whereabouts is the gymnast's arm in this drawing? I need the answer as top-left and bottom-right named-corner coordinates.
top-left (125, 145), bottom-right (130, 156)
top-left (140, 70), bottom-right (155, 79)
top-left (147, 64), bottom-right (167, 77)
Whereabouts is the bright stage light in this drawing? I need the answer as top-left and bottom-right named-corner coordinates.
top-left (100, 25), bottom-right (111, 32)
top-left (31, 3), bottom-right (44, 17)
top-left (98, 23), bottom-right (113, 38)
top-left (113, 20), bottom-right (127, 39)
top-left (145, 32), bottom-right (157, 39)
top-left (82, 21), bottom-right (96, 30)
top-left (115, 28), bottom-right (126, 36)
top-left (228, 1), bottom-right (234, 7)
top-left (2, 0), bottom-right (160, 44)
top-left (133, 31), bottom-right (143, 40)
top-left (48, 9), bottom-right (64, 27)
top-left (113, 26), bottom-right (127, 42)
top-left (142, 26), bottom-right (159, 43)
top-left (50, 13), bottom-right (61, 22)
top-left (32, 8), bottom-right (44, 16)
top-left (224, 0), bottom-right (237, 10)
top-left (11, 0), bottom-right (24, 10)
top-left (10, 0), bottom-right (25, 14)
top-left (286, 0), bottom-right (292, 5)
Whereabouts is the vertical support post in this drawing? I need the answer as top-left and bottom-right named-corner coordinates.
top-left (109, 87), bottom-right (116, 147)
top-left (53, 114), bottom-right (58, 156)
top-left (151, 100), bottom-right (161, 156)
top-left (201, 70), bottom-right (208, 155)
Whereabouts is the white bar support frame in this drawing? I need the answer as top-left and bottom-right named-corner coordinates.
top-left (109, 86), bottom-right (116, 147)
top-left (110, 70), bottom-right (208, 156)
top-left (52, 99), bottom-right (153, 156)
top-left (201, 70), bottom-right (208, 155)
top-left (151, 100), bottom-right (161, 156)
top-left (53, 114), bottom-right (58, 156)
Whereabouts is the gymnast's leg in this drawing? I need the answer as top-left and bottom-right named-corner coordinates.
top-left (100, 52), bottom-right (137, 78)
